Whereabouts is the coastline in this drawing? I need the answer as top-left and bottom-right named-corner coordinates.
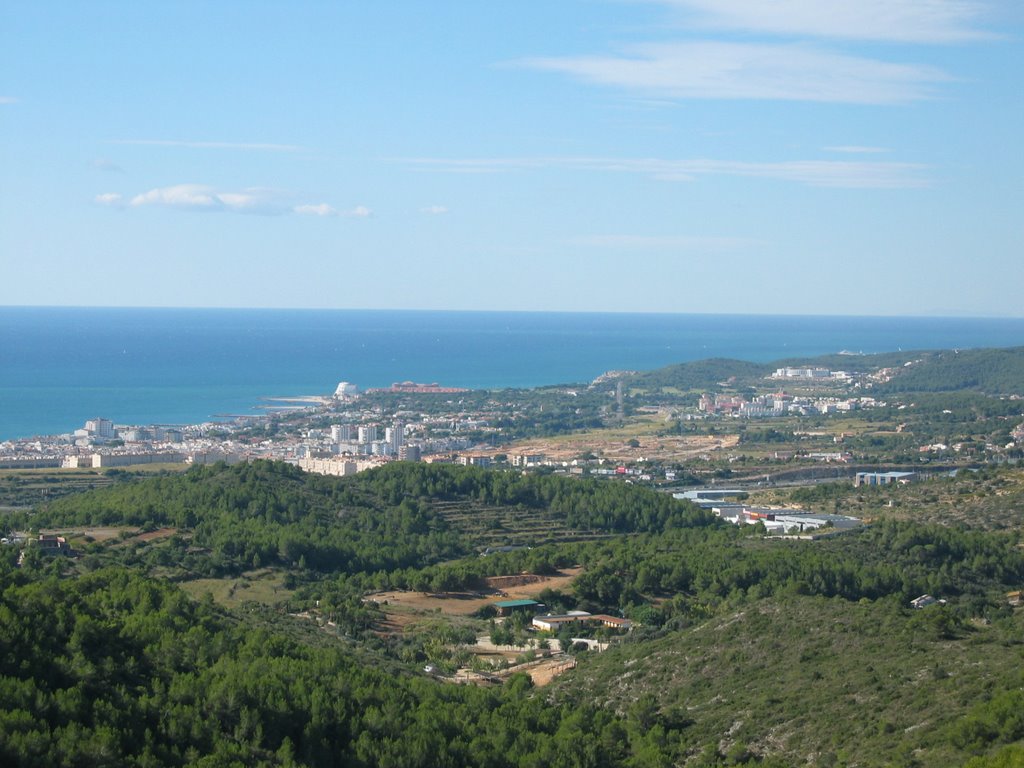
top-left (3, 307), bottom-right (1024, 441)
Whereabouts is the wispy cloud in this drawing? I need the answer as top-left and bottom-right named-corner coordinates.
top-left (0, 96), bottom-right (17, 105)
top-left (294, 203), bottom-right (338, 217)
top-left (568, 234), bottom-right (756, 250)
top-left (109, 139), bottom-right (303, 152)
top-left (292, 203), bottom-right (373, 218)
top-left (521, 42), bottom-right (950, 105)
top-left (94, 193), bottom-right (124, 207)
top-left (656, 0), bottom-right (996, 43)
top-left (92, 157), bottom-right (124, 172)
top-left (402, 156), bottom-right (930, 189)
top-left (420, 205), bottom-right (449, 215)
top-left (519, 1), bottom-right (991, 107)
top-left (118, 186), bottom-right (374, 218)
top-left (825, 146), bottom-right (889, 154)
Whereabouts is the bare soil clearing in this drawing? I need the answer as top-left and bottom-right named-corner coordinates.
top-left (41, 526), bottom-right (134, 542)
top-left (368, 567), bottom-right (583, 619)
top-left (509, 430), bottom-right (738, 464)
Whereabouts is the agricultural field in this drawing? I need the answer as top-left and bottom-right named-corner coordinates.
top-left (368, 568), bottom-right (583, 618)
top-left (179, 567), bottom-right (295, 609)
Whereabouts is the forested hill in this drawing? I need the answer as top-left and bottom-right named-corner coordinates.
top-left (624, 358), bottom-right (771, 392)
top-left (29, 461), bottom-right (713, 576)
top-left (8, 461), bottom-right (1024, 765)
top-left (0, 566), bottom-right (664, 767)
top-left (622, 346), bottom-right (1024, 396)
top-left (875, 346), bottom-right (1024, 395)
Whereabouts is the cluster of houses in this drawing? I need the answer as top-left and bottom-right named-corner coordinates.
top-left (673, 489), bottom-right (863, 535)
top-left (697, 391), bottom-right (876, 419)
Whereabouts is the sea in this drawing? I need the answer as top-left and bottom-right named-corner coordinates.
top-left (3, 306), bottom-right (1024, 441)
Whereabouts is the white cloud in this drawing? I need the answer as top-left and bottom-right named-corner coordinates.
top-left (521, 42), bottom-right (950, 105)
top-left (128, 184), bottom-right (291, 213)
top-left (104, 185), bottom-right (370, 217)
top-left (293, 203), bottom-right (373, 218)
top-left (825, 146), bottom-right (889, 154)
top-left (131, 184), bottom-right (222, 210)
top-left (0, 96), bottom-right (17, 105)
top-left (94, 193), bottom-right (124, 207)
top-left (402, 156), bottom-right (929, 189)
top-left (656, 0), bottom-right (995, 43)
top-left (569, 234), bottom-right (756, 250)
top-left (294, 203), bottom-right (338, 216)
top-left (109, 139), bottom-right (303, 152)
top-left (420, 205), bottom-right (449, 215)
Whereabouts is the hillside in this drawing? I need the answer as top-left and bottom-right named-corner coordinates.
top-left (624, 358), bottom-right (772, 395)
top-left (761, 466), bottom-right (1024, 530)
top-left (28, 461), bottom-right (711, 578)
top-left (622, 345), bottom-right (1024, 397)
top-left (554, 594), bottom-right (1024, 767)
top-left (875, 346), bottom-right (1024, 395)
top-left (6, 460), bottom-right (1024, 766)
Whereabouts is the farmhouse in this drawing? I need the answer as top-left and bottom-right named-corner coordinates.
top-left (531, 612), bottom-right (633, 632)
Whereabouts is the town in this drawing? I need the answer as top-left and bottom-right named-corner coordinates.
top-left (3, 356), bottom-right (1022, 488)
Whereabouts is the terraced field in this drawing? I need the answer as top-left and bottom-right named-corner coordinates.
top-left (434, 499), bottom-right (615, 548)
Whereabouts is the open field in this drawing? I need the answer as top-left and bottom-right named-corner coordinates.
top-left (29, 526), bottom-right (179, 548)
top-left (508, 423), bottom-right (739, 464)
top-left (368, 567), bottom-right (583, 619)
top-left (134, 527), bottom-right (177, 542)
top-left (38, 526), bottom-right (132, 543)
top-left (179, 568), bottom-right (294, 609)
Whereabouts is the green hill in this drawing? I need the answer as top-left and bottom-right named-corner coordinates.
top-left (623, 346), bottom-right (1024, 397)
top-left (625, 358), bottom-right (771, 394)
top-left (875, 346), bottom-right (1024, 395)
top-left (554, 593), bottom-right (1024, 767)
top-left (7, 460), bottom-right (1024, 766)
top-left (27, 460), bottom-right (711, 577)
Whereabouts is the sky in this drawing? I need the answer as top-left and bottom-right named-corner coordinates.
top-left (2, 0), bottom-right (1022, 316)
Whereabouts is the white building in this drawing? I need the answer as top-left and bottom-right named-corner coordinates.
top-left (298, 457), bottom-right (358, 477)
top-left (386, 422), bottom-right (405, 452)
top-left (84, 418), bottom-right (115, 438)
top-left (334, 382), bottom-right (358, 398)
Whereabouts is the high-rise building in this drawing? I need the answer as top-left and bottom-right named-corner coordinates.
top-left (398, 445), bottom-right (421, 462)
top-left (84, 418), bottom-right (115, 438)
top-left (386, 422), bottom-right (405, 452)
top-left (358, 425), bottom-right (377, 444)
top-left (331, 424), bottom-right (352, 442)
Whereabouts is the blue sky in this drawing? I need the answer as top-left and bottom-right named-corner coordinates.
top-left (2, 0), bottom-right (1021, 316)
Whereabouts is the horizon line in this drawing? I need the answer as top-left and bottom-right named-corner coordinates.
top-left (2, 304), bottom-right (1023, 322)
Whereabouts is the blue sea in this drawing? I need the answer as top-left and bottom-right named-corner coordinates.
top-left (2, 307), bottom-right (1024, 440)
